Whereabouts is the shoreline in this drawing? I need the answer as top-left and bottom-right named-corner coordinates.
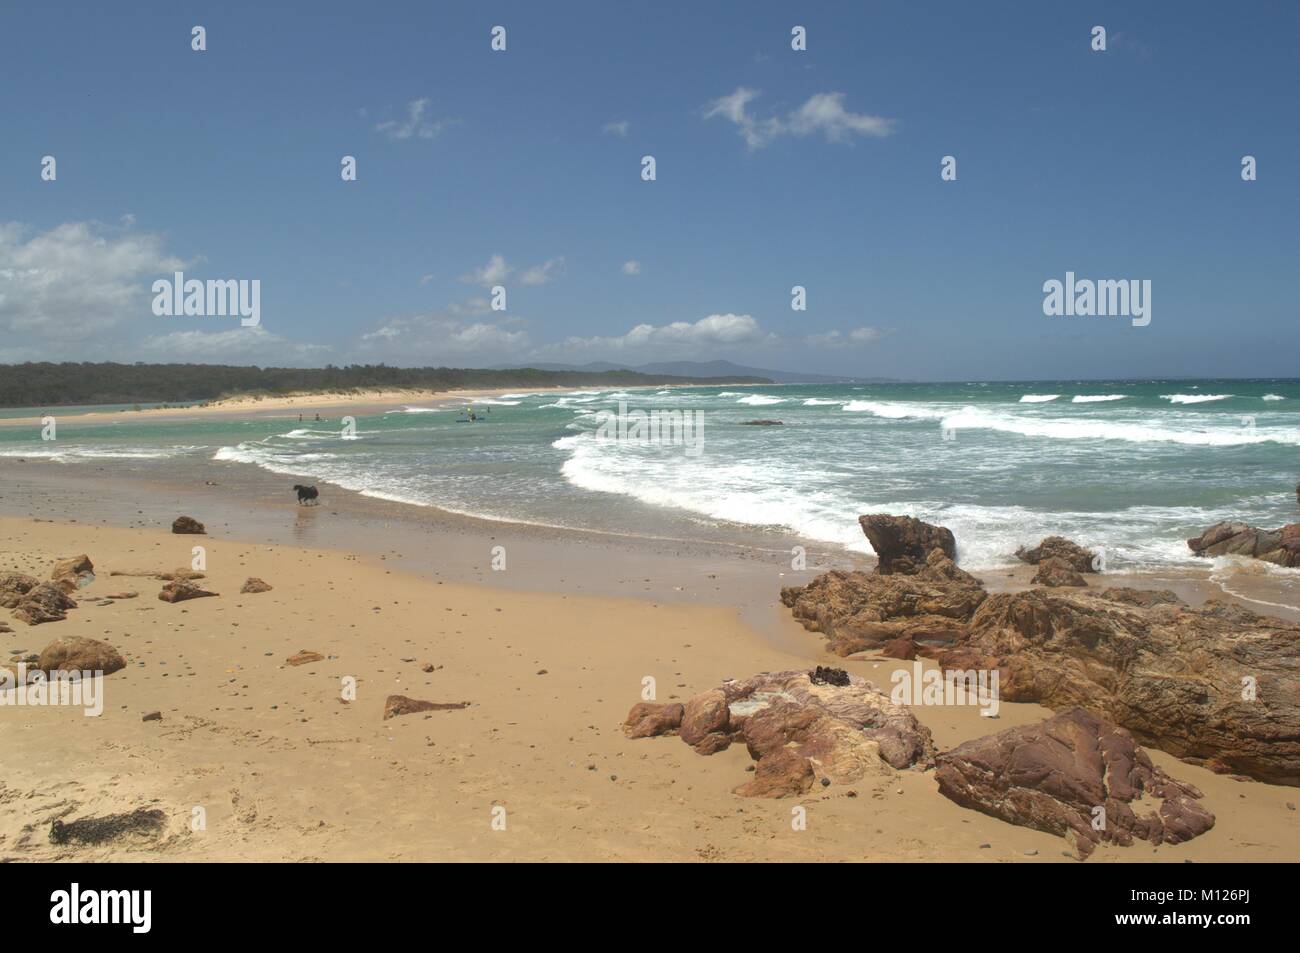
top-left (0, 383), bottom-right (711, 429)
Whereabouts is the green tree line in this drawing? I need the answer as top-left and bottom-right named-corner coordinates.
top-left (0, 363), bottom-right (769, 408)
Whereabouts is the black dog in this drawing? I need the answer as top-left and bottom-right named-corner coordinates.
top-left (293, 484), bottom-right (319, 505)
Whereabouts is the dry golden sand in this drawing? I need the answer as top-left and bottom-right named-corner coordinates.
top-left (1, 517), bottom-right (1296, 862)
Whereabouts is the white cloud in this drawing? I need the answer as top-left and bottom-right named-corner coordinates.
top-left (602, 120), bottom-right (630, 137)
top-left (805, 326), bottom-right (882, 347)
top-left (358, 313), bottom-right (529, 360)
top-left (539, 313), bottom-right (772, 358)
top-left (374, 98), bottom-right (456, 141)
top-left (0, 220), bottom-right (186, 344)
top-left (704, 87), bottom-right (894, 149)
top-left (460, 254), bottom-right (565, 288)
top-left (459, 254), bottom-right (513, 287)
top-left (138, 327), bottom-right (332, 363)
top-left (519, 256), bottom-right (565, 286)
top-left (446, 296), bottom-right (492, 316)
top-left (621, 260), bottom-right (641, 275)
top-left (419, 273), bottom-right (435, 286)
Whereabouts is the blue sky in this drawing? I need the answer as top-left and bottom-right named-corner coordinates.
top-left (2, 0), bottom-right (1296, 379)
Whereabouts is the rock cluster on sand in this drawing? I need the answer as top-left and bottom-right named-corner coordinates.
top-left (1015, 535), bottom-right (1099, 587)
top-left (0, 572), bottom-right (40, 609)
top-left (171, 515), bottom-right (206, 535)
top-left (1187, 520), bottom-right (1300, 568)
top-left (781, 546), bottom-right (985, 656)
top-left (936, 708), bottom-right (1215, 859)
top-left (240, 577), bottom-right (273, 594)
top-left (158, 580), bottom-right (218, 603)
top-left (38, 635), bottom-right (126, 675)
top-left (783, 514), bottom-right (1300, 788)
top-left (858, 514), bottom-right (956, 575)
top-left (285, 650), bottom-right (324, 666)
top-left (9, 582), bottom-right (77, 626)
top-left (624, 668), bottom-right (935, 796)
top-left (1014, 535), bottom-right (1099, 574)
top-left (936, 586), bottom-right (1300, 786)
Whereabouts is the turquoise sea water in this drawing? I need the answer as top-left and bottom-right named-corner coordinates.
top-left (2, 379), bottom-right (1298, 571)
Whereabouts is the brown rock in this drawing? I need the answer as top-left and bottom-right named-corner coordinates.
top-left (629, 670), bottom-right (935, 797)
top-left (880, 636), bottom-right (918, 660)
top-left (1032, 556), bottom-right (1088, 587)
top-left (1187, 520), bottom-right (1300, 568)
top-left (50, 554), bottom-right (95, 592)
top-left (935, 708), bottom-right (1215, 859)
top-left (859, 514), bottom-right (957, 575)
top-left (38, 635), bottom-right (126, 675)
top-left (105, 591), bottom-right (138, 600)
top-left (171, 515), bottom-right (206, 535)
top-left (679, 688), bottom-right (731, 752)
top-left (781, 549), bottom-right (985, 656)
top-left (937, 586), bottom-right (1300, 786)
top-left (240, 577), bottom-right (273, 594)
top-left (0, 572), bottom-right (40, 609)
top-left (286, 650), bottom-right (325, 666)
top-left (157, 580), bottom-right (218, 603)
top-left (12, 583), bottom-right (77, 625)
top-left (142, 711), bottom-right (162, 722)
top-left (382, 695), bottom-right (470, 719)
top-left (622, 701), bottom-right (685, 738)
top-left (1015, 536), bottom-right (1099, 573)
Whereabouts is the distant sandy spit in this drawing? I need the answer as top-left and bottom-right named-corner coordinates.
top-left (0, 386), bottom-right (600, 429)
top-left (2, 516), bottom-right (1296, 862)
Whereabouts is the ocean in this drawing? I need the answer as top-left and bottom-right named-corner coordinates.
top-left (3, 379), bottom-right (1298, 573)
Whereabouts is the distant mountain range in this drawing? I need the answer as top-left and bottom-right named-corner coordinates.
top-left (490, 360), bottom-right (896, 384)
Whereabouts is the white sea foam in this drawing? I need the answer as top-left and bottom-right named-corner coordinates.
top-left (551, 429), bottom-right (1229, 570)
top-left (1071, 394), bottom-right (1127, 403)
top-left (842, 401), bottom-right (1300, 447)
top-left (803, 398), bottom-right (847, 406)
top-left (1262, 394), bottom-right (1285, 401)
top-left (1161, 394), bottom-right (1232, 404)
top-left (736, 395), bottom-right (786, 406)
top-left (0, 445), bottom-right (205, 462)
top-left (1018, 394), bottom-right (1060, 403)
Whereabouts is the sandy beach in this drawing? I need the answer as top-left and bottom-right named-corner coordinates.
top-left (2, 496), bottom-right (1297, 862)
top-left (0, 385), bottom-right (594, 430)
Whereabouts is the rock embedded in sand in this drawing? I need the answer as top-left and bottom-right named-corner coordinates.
top-left (1014, 536), bottom-right (1099, 574)
top-left (49, 554), bottom-right (94, 593)
top-left (935, 708), bottom-right (1215, 859)
top-left (858, 514), bottom-right (957, 575)
top-left (1187, 520), bottom-right (1300, 568)
top-left (622, 702), bottom-right (685, 738)
top-left (240, 577), bottom-right (273, 594)
top-left (625, 669), bottom-right (935, 797)
top-left (38, 635), bottom-right (126, 675)
top-left (781, 548), bottom-right (985, 656)
top-left (49, 808), bottom-right (166, 846)
top-left (0, 572), bottom-right (40, 609)
top-left (157, 580), bottom-right (218, 603)
top-left (382, 695), bottom-right (470, 720)
top-left (286, 650), bottom-right (325, 666)
top-left (1031, 556), bottom-right (1088, 587)
top-left (171, 515), bottom-right (206, 535)
top-left (12, 583), bottom-right (78, 625)
top-left (936, 586), bottom-right (1300, 786)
